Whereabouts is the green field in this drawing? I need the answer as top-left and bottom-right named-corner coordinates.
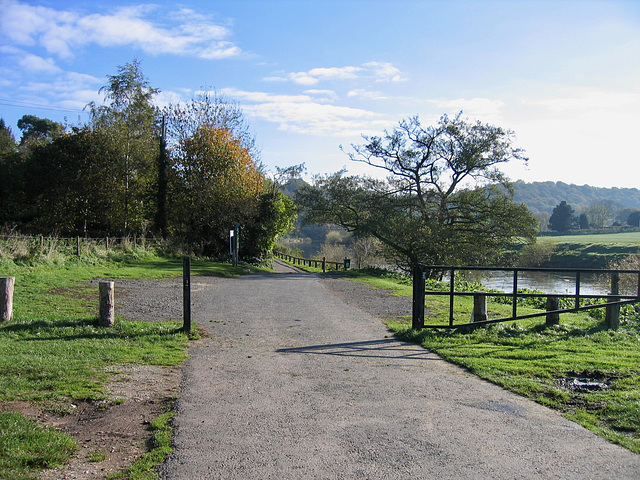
top-left (540, 231), bottom-right (640, 245)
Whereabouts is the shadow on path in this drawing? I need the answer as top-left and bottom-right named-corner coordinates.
top-left (276, 338), bottom-right (442, 360)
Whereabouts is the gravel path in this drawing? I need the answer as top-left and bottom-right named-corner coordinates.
top-left (157, 261), bottom-right (640, 479)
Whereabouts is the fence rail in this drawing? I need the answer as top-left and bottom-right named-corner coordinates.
top-left (273, 251), bottom-right (350, 272)
top-left (412, 264), bottom-right (640, 330)
top-left (0, 234), bottom-right (161, 256)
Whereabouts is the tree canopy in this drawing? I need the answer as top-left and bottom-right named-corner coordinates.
top-left (548, 200), bottom-right (576, 232)
top-left (296, 114), bottom-right (537, 271)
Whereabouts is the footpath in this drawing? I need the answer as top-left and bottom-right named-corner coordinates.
top-left (158, 261), bottom-right (640, 479)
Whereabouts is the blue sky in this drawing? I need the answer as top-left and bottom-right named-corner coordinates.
top-left (1, 0), bottom-right (639, 188)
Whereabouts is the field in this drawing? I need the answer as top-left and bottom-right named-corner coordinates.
top-left (540, 231), bottom-right (640, 245)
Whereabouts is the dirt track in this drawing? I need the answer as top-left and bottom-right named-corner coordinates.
top-left (157, 261), bottom-right (640, 479)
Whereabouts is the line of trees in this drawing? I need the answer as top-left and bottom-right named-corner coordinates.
top-left (547, 199), bottom-right (640, 233)
top-left (0, 60), bottom-right (295, 260)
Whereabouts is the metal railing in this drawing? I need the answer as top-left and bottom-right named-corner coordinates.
top-left (412, 265), bottom-right (640, 329)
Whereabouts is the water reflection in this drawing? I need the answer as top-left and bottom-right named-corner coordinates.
top-left (461, 270), bottom-right (638, 296)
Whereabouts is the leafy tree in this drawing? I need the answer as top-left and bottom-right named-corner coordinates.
top-left (88, 59), bottom-right (160, 235)
top-left (0, 119), bottom-right (17, 155)
top-left (628, 210), bottom-right (640, 227)
top-left (16, 115), bottom-right (64, 146)
top-left (168, 124), bottom-right (264, 256)
top-left (297, 114), bottom-right (537, 271)
top-left (548, 200), bottom-right (576, 232)
top-left (21, 129), bottom-right (120, 234)
top-left (579, 213), bottom-right (590, 229)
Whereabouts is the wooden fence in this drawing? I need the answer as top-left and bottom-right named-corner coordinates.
top-left (0, 234), bottom-right (160, 257)
top-left (273, 250), bottom-right (350, 272)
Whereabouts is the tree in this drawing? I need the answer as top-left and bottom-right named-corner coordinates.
top-left (297, 114), bottom-right (537, 271)
top-left (0, 119), bottom-right (17, 155)
top-left (548, 201), bottom-right (576, 232)
top-left (16, 115), bottom-right (64, 146)
top-left (628, 210), bottom-right (640, 227)
top-left (21, 129), bottom-right (120, 234)
top-left (168, 124), bottom-right (264, 256)
top-left (88, 59), bottom-right (160, 235)
top-left (579, 213), bottom-right (590, 230)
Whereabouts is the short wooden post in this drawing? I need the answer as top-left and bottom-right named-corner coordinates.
top-left (606, 272), bottom-right (620, 329)
top-left (183, 257), bottom-right (191, 334)
top-left (546, 296), bottom-right (560, 326)
top-left (1, 277), bottom-right (15, 322)
top-left (99, 281), bottom-right (115, 327)
top-left (76, 236), bottom-right (81, 256)
top-left (105, 236), bottom-right (109, 251)
top-left (472, 292), bottom-right (488, 323)
top-left (322, 257), bottom-right (326, 273)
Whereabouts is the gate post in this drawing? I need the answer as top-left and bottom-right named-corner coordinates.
top-left (412, 264), bottom-right (425, 329)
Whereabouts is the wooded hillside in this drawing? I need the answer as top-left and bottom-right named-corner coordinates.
top-left (513, 181), bottom-right (640, 214)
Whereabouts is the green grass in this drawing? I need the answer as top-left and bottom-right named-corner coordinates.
top-left (541, 231), bottom-right (640, 245)
top-left (0, 250), bottom-right (256, 479)
top-left (0, 411), bottom-right (78, 480)
top-left (335, 270), bottom-right (640, 454)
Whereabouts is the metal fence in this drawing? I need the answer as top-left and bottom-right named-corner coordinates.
top-left (412, 265), bottom-right (640, 330)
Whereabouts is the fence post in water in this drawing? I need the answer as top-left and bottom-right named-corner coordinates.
top-left (183, 257), bottom-right (191, 334)
top-left (472, 292), bottom-right (488, 323)
top-left (606, 272), bottom-right (620, 330)
top-left (98, 281), bottom-right (115, 327)
top-left (412, 264), bottom-right (425, 329)
top-left (1, 277), bottom-right (15, 322)
top-left (546, 296), bottom-right (560, 326)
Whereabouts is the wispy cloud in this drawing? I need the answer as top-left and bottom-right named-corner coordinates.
top-left (0, 0), bottom-right (242, 60)
top-left (265, 62), bottom-right (405, 85)
top-left (222, 87), bottom-right (389, 137)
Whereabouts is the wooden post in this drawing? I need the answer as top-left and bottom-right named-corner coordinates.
top-left (76, 236), bottom-right (81, 256)
top-left (99, 281), bottom-right (115, 327)
top-left (412, 264), bottom-right (425, 329)
top-left (546, 296), bottom-right (560, 326)
top-left (606, 272), bottom-right (620, 329)
top-left (183, 257), bottom-right (191, 334)
top-left (322, 257), bottom-right (326, 273)
top-left (1, 277), bottom-right (15, 322)
top-left (472, 292), bottom-right (488, 323)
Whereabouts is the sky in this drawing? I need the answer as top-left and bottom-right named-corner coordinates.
top-left (1, 0), bottom-right (639, 189)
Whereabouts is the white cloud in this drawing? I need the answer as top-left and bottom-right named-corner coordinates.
top-left (0, 0), bottom-right (242, 59)
top-left (363, 61), bottom-right (406, 82)
top-left (222, 87), bottom-right (388, 137)
top-left (18, 54), bottom-right (61, 74)
top-left (434, 97), bottom-right (507, 123)
top-left (348, 89), bottom-right (387, 100)
top-left (264, 62), bottom-right (405, 85)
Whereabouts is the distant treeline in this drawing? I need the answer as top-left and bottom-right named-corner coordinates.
top-left (513, 181), bottom-right (640, 215)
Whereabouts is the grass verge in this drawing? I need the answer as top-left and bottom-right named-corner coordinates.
top-left (0, 249), bottom-right (256, 479)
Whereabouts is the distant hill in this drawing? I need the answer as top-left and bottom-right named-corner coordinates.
top-left (512, 181), bottom-right (640, 214)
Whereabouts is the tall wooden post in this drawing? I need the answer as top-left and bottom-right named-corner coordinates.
top-left (99, 281), bottom-right (115, 327)
top-left (412, 264), bottom-right (425, 329)
top-left (1, 277), bottom-right (15, 322)
top-left (183, 257), bottom-right (191, 334)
